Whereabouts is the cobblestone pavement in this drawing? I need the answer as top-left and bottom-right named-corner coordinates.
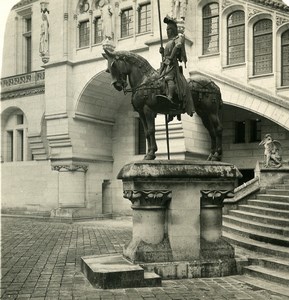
top-left (1, 216), bottom-right (288, 300)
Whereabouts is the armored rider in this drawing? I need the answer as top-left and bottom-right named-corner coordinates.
top-left (159, 16), bottom-right (193, 116)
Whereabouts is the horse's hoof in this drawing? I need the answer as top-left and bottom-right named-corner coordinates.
top-left (144, 154), bottom-right (156, 160)
top-left (207, 154), bottom-right (213, 161)
top-left (211, 153), bottom-right (222, 161)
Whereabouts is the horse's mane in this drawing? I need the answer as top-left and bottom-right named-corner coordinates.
top-left (113, 50), bottom-right (158, 77)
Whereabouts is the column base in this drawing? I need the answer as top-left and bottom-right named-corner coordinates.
top-left (123, 236), bottom-right (173, 263)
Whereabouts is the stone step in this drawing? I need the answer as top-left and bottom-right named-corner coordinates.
top-left (223, 215), bottom-right (289, 237)
top-left (81, 254), bottom-right (161, 289)
top-left (228, 210), bottom-right (289, 227)
top-left (247, 199), bottom-right (289, 210)
top-left (238, 204), bottom-right (289, 219)
top-left (236, 275), bottom-right (289, 298)
top-left (222, 231), bottom-right (289, 259)
top-left (244, 265), bottom-right (289, 287)
top-left (274, 184), bottom-right (289, 190)
top-left (248, 257), bottom-right (289, 274)
top-left (266, 189), bottom-right (289, 196)
top-left (222, 222), bottom-right (289, 247)
top-left (257, 194), bottom-right (289, 203)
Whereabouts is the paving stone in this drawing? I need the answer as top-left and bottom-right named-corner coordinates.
top-left (2, 217), bottom-right (289, 299)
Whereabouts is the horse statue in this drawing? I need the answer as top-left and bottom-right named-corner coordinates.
top-left (102, 49), bottom-right (223, 161)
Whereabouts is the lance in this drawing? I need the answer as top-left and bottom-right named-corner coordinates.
top-left (157, 0), bottom-right (170, 160)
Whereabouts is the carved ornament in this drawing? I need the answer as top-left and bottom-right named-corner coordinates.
top-left (222, 0), bottom-right (232, 10)
top-left (123, 190), bottom-right (172, 207)
top-left (1, 87), bottom-right (45, 100)
top-left (248, 8), bottom-right (262, 19)
top-left (201, 190), bottom-right (234, 208)
top-left (276, 15), bottom-right (289, 27)
top-left (52, 165), bottom-right (88, 172)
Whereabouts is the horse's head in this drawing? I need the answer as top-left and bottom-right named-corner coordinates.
top-left (102, 49), bottom-right (128, 92)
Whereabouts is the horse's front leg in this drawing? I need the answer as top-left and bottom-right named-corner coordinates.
top-left (138, 111), bottom-right (152, 159)
top-left (211, 114), bottom-right (223, 161)
top-left (143, 105), bottom-right (157, 160)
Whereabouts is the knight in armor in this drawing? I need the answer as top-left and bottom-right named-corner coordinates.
top-left (159, 16), bottom-right (193, 116)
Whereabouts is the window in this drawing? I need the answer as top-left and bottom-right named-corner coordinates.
top-left (227, 11), bottom-right (245, 65)
top-left (138, 3), bottom-right (151, 33)
top-left (23, 17), bottom-right (32, 73)
top-left (281, 30), bottom-right (289, 86)
top-left (121, 8), bottom-right (134, 38)
top-left (135, 118), bottom-right (146, 155)
top-left (234, 121), bottom-right (245, 143)
top-left (94, 17), bottom-right (103, 44)
top-left (3, 111), bottom-right (31, 162)
top-left (79, 20), bottom-right (90, 47)
top-left (203, 3), bottom-right (219, 55)
top-left (250, 119), bottom-right (261, 142)
top-left (253, 19), bottom-right (272, 75)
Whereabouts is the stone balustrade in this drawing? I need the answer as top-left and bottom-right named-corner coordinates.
top-left (1, 70), bottom-right (45, 98)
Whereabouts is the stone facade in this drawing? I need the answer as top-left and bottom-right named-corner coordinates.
top-left (1, 0), bottom-right (289, 217)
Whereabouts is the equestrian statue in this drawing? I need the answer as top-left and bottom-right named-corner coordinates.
top-left (103, 16), bottom-right (223, 161)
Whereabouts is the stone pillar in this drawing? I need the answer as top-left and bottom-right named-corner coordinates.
top-left (123, 190), bottom-right (172, 263)
top-left (50, 164), bottom-right (90, 221)
top-left (200, 190), bottom-right (233, 242)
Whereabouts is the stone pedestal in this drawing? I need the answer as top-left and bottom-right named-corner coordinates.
top-left (81, 160), bottom-right (242, 288)
top-left (117, 160), bottom-right (242, 277)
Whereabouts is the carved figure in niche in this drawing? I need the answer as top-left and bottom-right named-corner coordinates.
top-left (99, 0), bottom-right (113, 41)
top-left (259, 134), bottom-right (282, 168)
top-left (39, 13), bottom-right (49, 59)
top-left (171, 0), bottom-right (188, 20)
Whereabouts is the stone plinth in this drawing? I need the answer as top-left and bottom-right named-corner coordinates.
top-left (255, 161), bottom-right (289, 190)
top-left (117, 160), bottom-right (242, 277)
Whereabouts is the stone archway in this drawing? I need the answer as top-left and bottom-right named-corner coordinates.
top-left (75, 70), bottom-right (128, 124)
top-left (73, 70), bottom-right (135, 215)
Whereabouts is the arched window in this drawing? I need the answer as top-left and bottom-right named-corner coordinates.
top-left (253, 19), bottom-right (272, 75)
top-left (203, 2), bottom-right (219, 55)
top-left (281, 30), bottom-right (289, 86)
top-left (2, 109), bottom-right (31, 162)
top-left (227, 10), bottom-right (245, 65)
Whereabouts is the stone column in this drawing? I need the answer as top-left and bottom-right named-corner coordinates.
top-left (200, 190), bottom-right (233, 242)
top-left (123, 190), bottom-right (172, 263)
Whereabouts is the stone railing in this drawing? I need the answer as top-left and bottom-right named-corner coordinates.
top-left (223, 176), bottom-right (260, 214)
top-left (1, 70), bottom-right (45, 93)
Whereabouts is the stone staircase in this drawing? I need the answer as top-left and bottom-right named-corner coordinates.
top-left (222, 177), bottom-right (289, 292)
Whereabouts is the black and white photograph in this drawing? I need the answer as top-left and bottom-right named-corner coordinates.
top-left (1, 0), bottom-right (289, 299)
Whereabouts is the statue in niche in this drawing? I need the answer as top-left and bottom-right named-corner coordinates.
top-left (259, 134), bottom-right (282, 168)
top-left (99, 0), bottom-right (113, 41)
top-left (171, 0), bottom-right (188, 20)
top-left (39, 12), bottom-right (49, 63)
